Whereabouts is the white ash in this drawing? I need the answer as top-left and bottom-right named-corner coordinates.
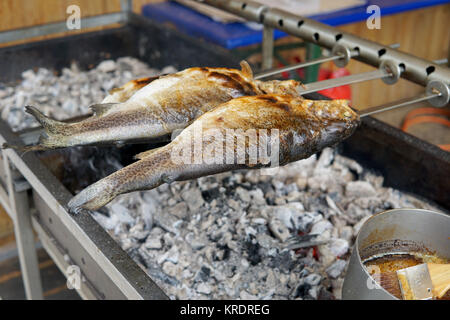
top-left (1, 59), bottom-right (442, 300)
top-left (0, 57), bottom-right (169, 132)
top-left (92, 148), bottom-right (440, 300)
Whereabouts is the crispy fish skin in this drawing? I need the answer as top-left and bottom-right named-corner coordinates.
top-left (68, 94), bottom-right (360, 212)
top-left (16, 62), bottom-right (302, 151)
top-left (101, 76), bottom-right (161, 103)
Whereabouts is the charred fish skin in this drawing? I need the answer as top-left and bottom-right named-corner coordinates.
top-left (68, 94), bottom-right (359, 212)
top-left (13, 61), bottom-right (302, 151)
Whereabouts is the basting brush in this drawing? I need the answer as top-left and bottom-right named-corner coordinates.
top-left (379, 263), bottom-right (450, 300)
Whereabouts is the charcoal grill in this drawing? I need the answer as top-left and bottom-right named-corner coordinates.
top-left (0, 0), bottom-right (448, 300)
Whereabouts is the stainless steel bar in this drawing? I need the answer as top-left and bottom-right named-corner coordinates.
top-left (30, 215), bottom-right (98, 300)
top-left (358, 93), bottom-right (441, 118)
top-left (0, 184), bottom-right (12, 216)
top-left (2, 152), bottom-right (43, 300)
top-left (298, 69), bottom-right (389, 95)
top-left (261, 26), bottom-right (274, 70)
top-left (434, 58), bottom-right (448, 65)
top-left (255, 54), bottom-right (337, 79)
top-left (0, 12), bottom-right (126, 44)
top-left (198, 0), bottom-right (450, 87)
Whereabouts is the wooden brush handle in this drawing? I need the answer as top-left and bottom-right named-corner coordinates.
top-left (427, 263), bottom-right (450, 299)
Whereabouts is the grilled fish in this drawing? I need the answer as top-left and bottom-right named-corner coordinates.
top-left (7, 62), bottom-right (301, 151)
top-left (68, 94), bottom-right (360, 212)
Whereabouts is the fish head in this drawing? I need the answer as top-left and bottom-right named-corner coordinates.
top-left (305, 99), bottom-right (360, 147)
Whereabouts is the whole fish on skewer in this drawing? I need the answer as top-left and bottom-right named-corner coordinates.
top-left (3, 61), bottom-right (301, 151)
top-left (68, 94), bottom-right (360, 212)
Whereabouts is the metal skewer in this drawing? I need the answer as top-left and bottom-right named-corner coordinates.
top-left (358, 92), bottom-right (442, 118)
top-left (297, 68), bottom-right (391, 95)
top-left (357, 80), bottom-right (448, 117)
top-left (254, 54), bottom-right (342, 80)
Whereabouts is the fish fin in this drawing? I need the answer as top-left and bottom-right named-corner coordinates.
top-left (25, 106), bottom-right (68, 135)
top-left (108, 87), bottom-right (123, 94)
top-left (240, 60), bottom-right (253, 79)
top-left (2, 142), bottom-right (47, 154)
top-left (131, 76), bottom-right (160, 88)
top-left (134, 147), bottom-right (163, 160)
top-left (108, 76), bottom-right (160, 95)
top-left (89, 103), bottom-right (118, 117)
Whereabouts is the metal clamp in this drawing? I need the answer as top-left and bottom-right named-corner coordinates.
top-left (380, 60), bottom-right (402, 85)
top-left (426, 80), bottom-right (450, 107)
top-left (331, 43), bottom-right (354, 68)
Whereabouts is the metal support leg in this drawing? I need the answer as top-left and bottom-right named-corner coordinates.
top-left (262, 26), bottom-right (274, 70)
top-left (120, 0), bottom-right (133, 12)
top-left (3, 152), bottom-right (43, 300)
top-left (305, 43), bottom-right (322, 83)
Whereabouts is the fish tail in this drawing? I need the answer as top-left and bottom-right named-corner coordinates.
top-left (2, 142), bottom-right (48, 154)
top-left (68, 179), bottom-right (120, 213)
top-left (24, 106), bottom-right (79, 149)
top-left (68, 147), bottom-right (173, 212)
top-left (25, 106), bottom-right (72, 136)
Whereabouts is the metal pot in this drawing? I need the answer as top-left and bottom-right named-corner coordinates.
top-left (342, 208), bottom-right (450, 300)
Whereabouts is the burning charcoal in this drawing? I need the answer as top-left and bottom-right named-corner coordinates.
top-left (328, 238), bottom-right (349, 258)
top-left (305, 273), bottom-right (322, 286)
top-left (334, 154), bottom-right (363, 175)
top-left (315, 148), bottom-right (335, 170)
top-left (310, 220), bottom-right (333, 235)
top-left (345, 181), bottom-right (377, 198)
top-left (196, 283), bottom-right (212, 295)
top-left (326, 259), bottom-right (347, 279)
top-left (196, 266), bottom-right (211, 282)
top-left (346, 203), bottom-right (369, 220)
top-left (267, 202), bottom-right (305, 230)
top-left (240, 290), bottom-right (258, 300)
top-left (271, 250), bottom-right (296, 272)
top-left (129, 222), bottom-right (149, 242)
top-left (294, 282), bottom-right (312, 299)
top-left (268, 218), bottom-right (290, 242)
top-left (244, 240), bottom-right (262, 266)
top-left (144, 237), bottom-right (162, 250)
top-left (161, 261), bottom-right (180, 278)
top-left (295, 176), bottom-right (308, 190)
top-left (168, 202), bottom-right (188, 219)
top-left (201, 187), bottom-right (220, 202)
top-left (249, 188), bottom-right (266, 205)
top-left (185, 232), bottom-right (207, 251)
top-left (236, 187), bottom-right (251, 203)
top-left (97, 60), bottom-right (117, 73)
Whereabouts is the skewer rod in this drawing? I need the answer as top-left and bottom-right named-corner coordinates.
top-left (297, 69), bottom-right (389, 95)
top-left (358, 93), bottom-right (441, 118)
top-left (261, 26), bottom-right (274, 70)
top-left (255, 55), bottom-right (338, 79)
